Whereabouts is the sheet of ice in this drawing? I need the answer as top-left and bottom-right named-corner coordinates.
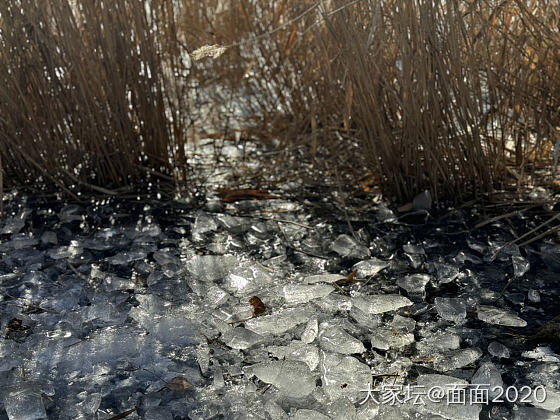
top-left (264, 400), bottom-right (289, 420)
top-left (319, 351), bottom-right (372, 403)
top-left (249, 360), bottom-right (315, 398)
top-left (1, 208), bottom-right (31, 234)
top-left (433, 348), bottom-right (482, 372)
top-left (352, 258), bottom-right (390, 278)
top-left (349, 306), bottom-right (381, 330)
top-left (324, 399), bottom-right (357, 420)
top-left (291, 409), bottom-right (329, 420)
top-left (512, 255), bottom-right (530, 277)
top-left (304, 274), bottom-right (345, 284)
top-left (522, 346), bottom-right (560, 362)
top-left (488, 341), bottom-right (511, 359)
top-left (222, 327), bottom-right (265, 350)
top-left (268, 342), bottom-right (320, 370)
top-left (301, 318), bottom-right (319, 344)
top-left (414, 374), bottom-right (481, 420)
top-left (477, 305), bottom-right (527, 327)
top-left (244, 307), bottom-right (315, 335)
top-left (186, 254), bottom-right (238, 281)
top-left (397, 274), bottom-right (431, 300)
top-left (191, 213), bottom-right (218, 240)
top-left (370, 329), bottom-right (415, 350)
top-left (430, 261), bottom-right (461, 284)
top-left (528, 289), bottom-right (541, 303)
top-left (2, 383), bottom-right (47, 420)
top-left (330, 234), bottom-right (370, 259)
top-left (351, 294), bottom-right (413, 315)
top-left (224, 264), bottom-right (273, 295)
top-left (471, 361), bottom-right (504, 399)
top-left (47, 241), bottom-right (83, 260)
top-left (318, 323), bottom-right (366, 354)
top-left (283, 284), bottom-right (333, 304)
top-left (434, 297), bottom-right (467, 323)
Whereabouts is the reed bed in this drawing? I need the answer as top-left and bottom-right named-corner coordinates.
top-left (1, 0), bottom-right (559, 203)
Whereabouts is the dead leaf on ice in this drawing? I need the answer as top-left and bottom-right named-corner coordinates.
top-left (164, 376), bottom-right (193, 391)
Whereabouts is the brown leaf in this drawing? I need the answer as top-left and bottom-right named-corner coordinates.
top-left (107, 408), bottom-right (136, 420)
top-left (165, 376), bottom-right (193, 391)
top-left (249, 296), bottom-right (266, 316)
top-left (337, 269), bottom-right (358, 285)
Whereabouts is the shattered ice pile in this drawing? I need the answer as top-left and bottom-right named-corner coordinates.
top-left (0, 189), bottom-right (557, 419)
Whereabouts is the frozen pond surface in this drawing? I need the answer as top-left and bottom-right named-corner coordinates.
top-left (1, 188), bottom-right (560, 419)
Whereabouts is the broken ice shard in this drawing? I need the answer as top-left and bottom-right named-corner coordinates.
top-left (397, 274), bottom-right (431, 300)
top-left (304, 274), bottom-right (345, 284)
top-left (320, 351), bottom-right (372, 403)
top-left (224, 264), bottom-right (273, 295)
top-left (222, 327), bottom-right (265, 350)
top-left (186, 254), bottom-right (238, 281)
top-left (352, 258), bottom-right (390, 278)
top-left (488, 341), bottom-right (511, 359)
top-left (433, 348), bottom-right (482, 372)
top-left (283, 284), bottom-right (333, 304)
top-left (318, 322), bottom-right (366, 354)
top-left (477, 305), bottom-right (527, 327)
top-left (244, 307), bottom-right (315, 335)
top-left (330, 234), bottom-right (371, 259)
top-left (370, 328), bottom-right (415, 350)
top-left (512, 255), bottom-right (530, 277)
top-left (250, 360), bottom-right (315, 398)
top-left (471, 361), bottom-right (504, 399)
top-left (2, 383), bottom-right (47, 420)
top-left (352, 294), bottom-right (413, 315)
top-left (434, 297), bottom-right (467, 323)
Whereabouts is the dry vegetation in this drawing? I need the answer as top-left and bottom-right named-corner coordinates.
top-left (0, 0), bottom-right (559, 203)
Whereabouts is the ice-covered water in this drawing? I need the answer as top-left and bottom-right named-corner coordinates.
top-left (0, 189), bottom-right (559, 419)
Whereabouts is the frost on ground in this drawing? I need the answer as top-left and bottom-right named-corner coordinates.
top-left (1, 188), bottom-right (560, 419)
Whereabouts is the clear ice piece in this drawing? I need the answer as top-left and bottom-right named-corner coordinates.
top-left (250, 360), bottom-right (315, 398)
top-left (244, 307), bottom-right (315, 335)
top-left (186, 255), bottom-right (238, 281)
top-left (512, 255), bottom-right (530, 277)
top-left (528, 289), bottom-right (541, 303)
top-left (397, 274), bottom-right (431, 300)
top-left (283, 284), bottom-right (333, 304)
top-left (352, 258), bottom-right (390, 278)
top-left (191, 213), bottom-right (218, 240)
top-left (370, 329), bottom-right (415, 350)
top-left (471, 361), bottom-right (503, 399)
top-left (268, 342), bottom-right (320, 370)
top-left (305, 274), bottom-right (345, 284)
top-left (477, 305), bottom-right (527, 327)
top-left (430, 261), bottom-right (460, 284)
top-left (224, 264), bottom-right (273, 295)
top-left (2, 384), bottom-right (47, 420)
top-left (434, 297), bottom-right (467, 323)
top-left (301, 318), bottom-right (319, 344)
top-left (291, 409), bottom-right (329, 420)
top-left (433, 348), bottom-right (482, 372)
top-left (318, 323), bottom-right (366, 354)
top-left (320, 351), bottom-right (372, 403)
top-left (330, 234), bottom-right (370, 259)
top-left (352, 294), bottom-right (413, 315)
top-left (487, 341), bottom-right (510, 359)
top-left (522, 346), bottom-right (560, 362)
top-left (222, 327), bottom-right (264, 350)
